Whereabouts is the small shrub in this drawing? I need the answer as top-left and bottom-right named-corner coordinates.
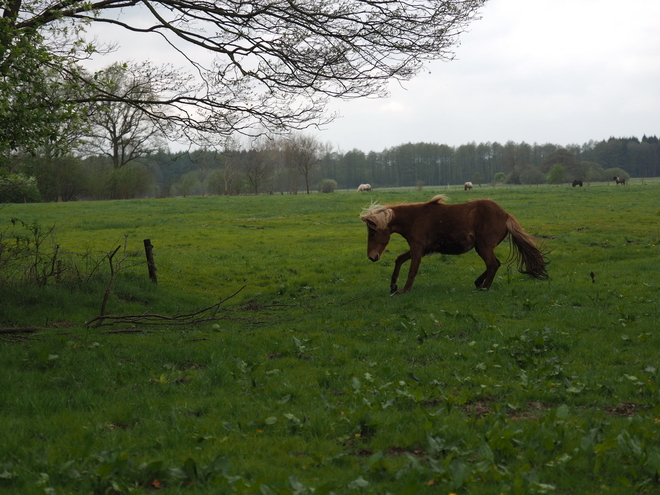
top-left (171, 171), bottom-right (200, 197)
top-left (318, 179), bottom-right (337, 193)
top-left (21, 155), bottom-right (88, 202)
top-left (546, 164), bottom-right (566, 184)
top-left (109, 164), bottom-right (152, 199)
top-left (492, 172), bottom-right (507, 183)
top-left (520, 166), bottom-right (547, 185)
top-left (84, 163), bottom-right (152, 199)
top-left (0, 173), bottom-right (42, 203)
top-left (0, 218), bottom-right (59, 286)
top-left (585, 162), bottom-right (608, 182)
top-left (0, 218), bottom-right (116, 288)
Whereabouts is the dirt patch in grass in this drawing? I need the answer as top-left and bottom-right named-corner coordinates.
top-left (604, 401), bottom-right (644, 417)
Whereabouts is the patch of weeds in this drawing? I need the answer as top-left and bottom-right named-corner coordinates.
top-left (293, 336), bottom-right (315, 360)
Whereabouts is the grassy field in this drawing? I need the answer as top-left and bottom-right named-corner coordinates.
top-left (1, 182), bottom-right (659, 494)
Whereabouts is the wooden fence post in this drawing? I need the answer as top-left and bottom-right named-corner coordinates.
top-left (143, 239), bottom-right (158, 284)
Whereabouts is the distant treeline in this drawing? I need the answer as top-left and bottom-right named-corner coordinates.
top-left (2, 135), bottom-right (658, 202)
top-left (318, 135), bottom-right (659, 189)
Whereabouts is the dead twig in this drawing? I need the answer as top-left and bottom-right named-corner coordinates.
top-left (98, 243), bottom-right (124, 319)
top-left (1, 335), bottom-right (39, 344)
top-left (0, 327), bottom-right (41, 334)
top-left (100, 329), bottom-right (149, 334)
top-left (86, 286), bottom-right (246, 328)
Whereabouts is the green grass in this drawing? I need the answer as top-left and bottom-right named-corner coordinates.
top-left (1, 182), bottom-right (660, 493)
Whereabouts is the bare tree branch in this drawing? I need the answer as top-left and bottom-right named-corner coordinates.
top-left (6, 0), bottom-right (486, 145)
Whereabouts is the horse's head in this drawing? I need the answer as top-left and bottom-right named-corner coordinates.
top-left (360, 205), bottom-right (393, 262)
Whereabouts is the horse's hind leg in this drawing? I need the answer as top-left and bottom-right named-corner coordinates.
top-left (390, 250), bottom-right (411, 294)
top-left (474, 245), bottom-right (501, 290)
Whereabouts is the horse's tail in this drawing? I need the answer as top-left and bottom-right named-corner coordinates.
top-left (505, 215), bottom-right (549, 280)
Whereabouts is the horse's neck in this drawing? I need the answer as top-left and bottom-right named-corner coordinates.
top-left (389, 204), bottom-right (422, 235)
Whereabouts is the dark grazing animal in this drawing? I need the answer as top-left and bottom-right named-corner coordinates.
top-left (360, 195), bottom-right (549, 294)
top-left (613, 176), bottom-right (626, 185)
top-left (572, 179), bottom-right (583, 187)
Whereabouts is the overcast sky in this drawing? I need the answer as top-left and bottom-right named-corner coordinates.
top-left (314, 0), bottom-right (660, 152)
top-left (88, 0), bottom-right (660, 153)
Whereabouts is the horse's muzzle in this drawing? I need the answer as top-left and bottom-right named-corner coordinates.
top-left (368, 254), bottom-right (380, 262)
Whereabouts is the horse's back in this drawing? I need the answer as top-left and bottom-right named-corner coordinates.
top-left (418, 198), bottom-right (506, 222)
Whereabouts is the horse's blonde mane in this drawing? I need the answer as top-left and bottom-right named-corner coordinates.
top-left (429, 194), bottom-right (449, 204)
top-left (360, 202), bottom-right (393, 230)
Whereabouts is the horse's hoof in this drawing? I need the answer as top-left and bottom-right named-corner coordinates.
top-left (390, 285), bottom-right (398, 294)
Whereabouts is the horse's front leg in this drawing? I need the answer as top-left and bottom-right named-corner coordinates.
top-left (393, 250), bottom-right (423, 295)
top-left (390, 251), bottom-right (411, 294)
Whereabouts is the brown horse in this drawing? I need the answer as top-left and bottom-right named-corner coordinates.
top-left (613, 176), bottom-right (626, 185)
top-left (572, 179), bottom-right (583, 187)
top-left (360, 195), bottom-right (549, 294)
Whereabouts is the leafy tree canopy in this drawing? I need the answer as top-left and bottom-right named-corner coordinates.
top-left (0, 21), bottom-right (81, 160)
